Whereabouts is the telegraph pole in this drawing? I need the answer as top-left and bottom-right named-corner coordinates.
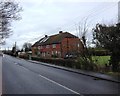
top-left (15, 42), bottom-right (17, 55)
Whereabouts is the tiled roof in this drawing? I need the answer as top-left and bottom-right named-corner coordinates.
top-left (32, 32), bottom-right (78, 47)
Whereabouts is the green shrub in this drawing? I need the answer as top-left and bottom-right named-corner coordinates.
top-left (76, 56), bottom-right (98, 71)
top-left (19, 55), bottom-right (29, 59)
top-left (31, 57), bottom-right (75, 68)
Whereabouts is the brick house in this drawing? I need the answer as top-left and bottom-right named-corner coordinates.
top-left (32, 31), bottom-right (84, 58)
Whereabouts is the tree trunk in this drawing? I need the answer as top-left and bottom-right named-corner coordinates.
top-left (110, 53), bottom-right (120, 72)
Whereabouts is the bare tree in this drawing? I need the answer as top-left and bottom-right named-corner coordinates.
top-left (23, 43), bottom-right (32, 52)
top-left (76, 18), bottom-right (97, 71)
top-left (0, 1), bottom-right (22, 44)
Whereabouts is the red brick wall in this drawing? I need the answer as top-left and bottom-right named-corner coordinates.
top-left (32, 47), bottom-right (38, 56)
top-left (39, 44), bottom-right (61, 58)
top-left (61, 38), bottom-right (84, 57)
top-left (32, 38), bottom-right (84, 58)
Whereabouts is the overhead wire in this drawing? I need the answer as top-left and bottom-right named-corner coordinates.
top-left (61, 2), bottom-right (117, 31)
top-left (26, 2), bottom-right (118, 44)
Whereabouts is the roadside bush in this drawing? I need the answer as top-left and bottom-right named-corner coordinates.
top-left (4, 51), bottom-right (13, 56)
top-left (31, 57), bottom-right (75, 68)
top-left (31, 56), bottom-right (99, 71)
top-left (77, 56), bottom-right (98, 71)
top-left (89, 49), bottom-right (110, 56)
top-left (19, 55), bottom-right (29, 59)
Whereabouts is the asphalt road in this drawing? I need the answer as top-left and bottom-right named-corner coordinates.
top-left (2, 55), bottom-right (119, 95)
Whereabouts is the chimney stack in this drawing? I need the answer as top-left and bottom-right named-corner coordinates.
top-left (45, 35), bottom-right (48, 38)
top-left (59, 31), bottom-right (63, 34)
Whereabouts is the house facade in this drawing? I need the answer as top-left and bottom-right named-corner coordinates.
top-left (32, 31), bottom-right (84, 58)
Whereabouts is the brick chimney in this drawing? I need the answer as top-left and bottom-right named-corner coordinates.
top-left (59, 31), bottom-right (63, 34)
top-left (45, 35), bottom-right (48, 37)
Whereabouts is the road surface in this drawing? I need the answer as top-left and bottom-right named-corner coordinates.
top-left (2, 55), bottom-right (119, 95)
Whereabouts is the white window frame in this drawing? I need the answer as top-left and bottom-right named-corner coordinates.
top-left (46, 45), bottom-right (50, 48)
top-left (52, 44), bottom-right (56, 48)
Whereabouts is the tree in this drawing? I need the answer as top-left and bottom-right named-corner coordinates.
top-left (93, 23), bottom-right (120, 72)
top-left (76, 18), bottom-right (97, 71)
top-left (0, 1), bottom-right (22, 44)
top-left (23, 43), bottom-right (32, 52)
top-left (11, 46), bottom-right (16, 56)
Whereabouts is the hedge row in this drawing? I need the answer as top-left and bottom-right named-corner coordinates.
top-left (19, 55), bottom-right (29, 59)
top-left (89, 50), bottom-right (110, 56)
top-left (31, 57), bottom-right (76, 68)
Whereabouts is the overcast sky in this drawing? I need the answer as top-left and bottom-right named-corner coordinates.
top-left (1, 0), bottom-right (119, 50)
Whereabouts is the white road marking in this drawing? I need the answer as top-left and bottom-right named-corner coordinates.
top-left (16, 64), bottom-right (30, 71)
top-left (38, 74), bottom-right (81, 95)
top-left (12, 59), bottom-right (81, 95)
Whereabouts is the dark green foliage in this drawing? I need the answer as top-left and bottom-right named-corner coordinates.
top-left (31, 57), bottom-right (75, 68)
top-left (93, 23), bottom-right (120, 72)
top-left (88, 48), bottom-right (110, 56)
top-left (19, 55), bottom-right (29, 59)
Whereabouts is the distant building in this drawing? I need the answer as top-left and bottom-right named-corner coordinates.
top-left (32, 31), bottom-right (84, 58)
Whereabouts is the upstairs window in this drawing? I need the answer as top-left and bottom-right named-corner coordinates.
top-left (40, 46), bottom-right (43, 49)
top-left (52, 44), bottom-right (56, 48)
top-left (38, 46), bottom-right (41, 49)
top-left (46, 45), bottom-right (50, 48)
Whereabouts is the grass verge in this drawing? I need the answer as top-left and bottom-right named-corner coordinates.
top-left (92, 56), bottom-right (110, 66)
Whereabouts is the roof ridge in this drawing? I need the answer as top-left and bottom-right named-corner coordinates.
top-left (32, 32), bottom-right (78, 46)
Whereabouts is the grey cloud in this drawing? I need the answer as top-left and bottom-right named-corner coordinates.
top-left (2, 1), bottom-right (117, 49)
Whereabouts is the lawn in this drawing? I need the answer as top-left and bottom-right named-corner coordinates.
top-left (92, 56), bottom-right (110, 66)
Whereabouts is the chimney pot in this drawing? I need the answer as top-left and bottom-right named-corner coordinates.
top-left (45, 35), bottom-right (48, 37)
top-left (59, 31), bottom-right (63, 34)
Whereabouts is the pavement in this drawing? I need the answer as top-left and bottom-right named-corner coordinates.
top-left (28, 59), bottom-right (120, 83)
